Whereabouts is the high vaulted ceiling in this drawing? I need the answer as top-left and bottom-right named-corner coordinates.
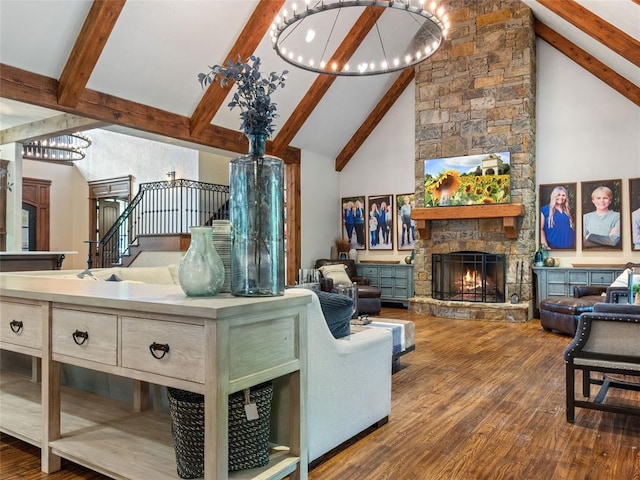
top-left (1, 0), bottom-right (639, 169)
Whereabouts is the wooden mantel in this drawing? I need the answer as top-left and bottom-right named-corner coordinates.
top-left (412, 204), bottom-right (525, 239)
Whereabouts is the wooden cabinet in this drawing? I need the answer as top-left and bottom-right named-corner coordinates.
top-left (0, 279), bottom-right (310, 480)
top-left (357, 263), bottom-right (414, 306)
top-left (532, 266), bottom-right (623, 310)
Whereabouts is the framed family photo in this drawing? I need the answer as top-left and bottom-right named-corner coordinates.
top-left (367, 194), bottom-right (394, 250)
top-left (341, 195), bottom-right (366, 249)
top-left (539, 183), bottom-right (577, 250)
top-left (630, 178), bottom-right (640, 251)
top-left (581, 179), bottom-right (623, 250)
top-left (396, 193), bottom-right (415, 250)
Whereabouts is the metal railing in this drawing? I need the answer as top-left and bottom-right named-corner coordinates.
top-left (99, 179), bottom-right (229, 267)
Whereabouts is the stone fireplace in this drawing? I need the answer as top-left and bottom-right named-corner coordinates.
top-left (409, 0), bottom-right (536, 322)
top-left (433, 251), bottom-right (506, 303)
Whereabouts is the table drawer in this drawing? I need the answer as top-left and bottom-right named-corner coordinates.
top-left (52, 309), bottom-right (118, 365)
top-left (121, 317), bottom-right (204, 383)
top-left (0, 300), bottom-right (43, 350)
top-left (589, 270), bottom-right (616, 285)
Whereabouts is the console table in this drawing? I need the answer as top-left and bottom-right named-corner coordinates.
top-left (532, 266), bottom-right (623, 311)
top-left (0, 275), bottom-right (310, 480)
top-left (357, 263), bottom-right (414, 307)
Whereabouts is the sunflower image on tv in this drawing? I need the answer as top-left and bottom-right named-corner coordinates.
top-left (424, 152), bottom-right (511, 207)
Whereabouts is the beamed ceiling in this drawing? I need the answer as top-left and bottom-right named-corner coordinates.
top-left (0, 0), bottom-right (639, 170)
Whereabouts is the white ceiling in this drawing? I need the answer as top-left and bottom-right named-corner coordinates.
top-left (0, 0), bottom-right (638, 159)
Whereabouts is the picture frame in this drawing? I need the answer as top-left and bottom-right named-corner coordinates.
top-left (581, 179), bottom-right (623, 250)
top-left (338, 252), bottom-right (348, 260)
top-left (630, 177), bottom-right (640, 251)
top-left (341, 195), bottom-right (366, 250)
top-left (396, 193), bottom-right (415, 250)
top-left (367, 194), bottom-right (394, 250)
top-left (538, 183), bottom-right (577, 250)
top-left (424, 152), bottom-right (511, 207)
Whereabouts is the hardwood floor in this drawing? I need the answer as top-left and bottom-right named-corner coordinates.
top-left (2, 306), bottom-right (639, 479)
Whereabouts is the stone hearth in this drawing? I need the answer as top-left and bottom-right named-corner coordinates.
top-left (411, 297), bottom-right (529, 323)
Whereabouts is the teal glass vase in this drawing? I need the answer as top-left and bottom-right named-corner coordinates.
top-left (178, 226), bottom-right (225, 297)
top-left (230, 134), bottom-right (284, 296)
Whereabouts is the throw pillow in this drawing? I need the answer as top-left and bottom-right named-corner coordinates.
top-left (611, 268), bottom-right (640, 287)
top-left (319, 263), bottom-right (352, 287)
top-left (314, 290), bottom-right (353, 339)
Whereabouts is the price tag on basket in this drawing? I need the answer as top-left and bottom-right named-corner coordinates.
top-left (244, 389), bottom-right (259, 420)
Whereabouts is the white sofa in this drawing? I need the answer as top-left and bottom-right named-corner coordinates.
top-left (3, 267), bottom-right (393, 464)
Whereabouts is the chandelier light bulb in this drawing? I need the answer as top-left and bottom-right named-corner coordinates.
top-left (381, 60), bottom-right (388, 69)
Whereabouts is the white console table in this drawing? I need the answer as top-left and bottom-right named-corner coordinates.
top-left (0, 275), bottom-right (310, 480)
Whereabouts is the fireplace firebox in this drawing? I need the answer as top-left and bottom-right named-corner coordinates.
top-left (432, 251), bottom-right (506, 303)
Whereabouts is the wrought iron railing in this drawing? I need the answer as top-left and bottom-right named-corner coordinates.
top-left (99, 179), bottom-right (229, 267)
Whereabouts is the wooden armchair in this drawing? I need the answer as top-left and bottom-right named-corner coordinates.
top-left (564, 303), bottom-right (640, 423)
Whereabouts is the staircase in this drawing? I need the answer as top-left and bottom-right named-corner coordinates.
top-left (98, 179), bottom-right (229, 268)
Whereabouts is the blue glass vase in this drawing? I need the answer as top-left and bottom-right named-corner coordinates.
top-left (178, 226), bottom-right (225, 297)
top-left (230, 134), bottom-right (284, 296)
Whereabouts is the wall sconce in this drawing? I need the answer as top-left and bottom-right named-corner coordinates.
top-left (166, 171), bottom-right (176, 182)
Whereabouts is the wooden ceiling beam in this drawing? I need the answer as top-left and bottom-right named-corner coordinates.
top-left (535, 21), bottom-right (640, 106)
top-left (190, 0), bottom-right (285, 137)
top-left (335, 68), bottom-right (415, 171)
top-left (536, 0), bottom-right (640, 68)
top-left (0, 113), bottom-right (105, 144)
top-left (0, 64), bottom-right (301, 164)
top-left (57, 0), bottom-right (126, 108)
top-left (271, 5), bottom-right (386, 156)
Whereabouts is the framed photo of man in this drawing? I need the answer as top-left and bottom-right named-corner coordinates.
top-left (396, 193), bottom-right (416, 250)
top-left (341, 195), bottom-right (366, 250)
top-left (539, 183), bottom-right (577, 250)
top-left (581, 179), bottom-right (622, 250)
top-left (366, 194), bottom-right (393, 250)
top-left (630, 178), bottom-right (640, 251)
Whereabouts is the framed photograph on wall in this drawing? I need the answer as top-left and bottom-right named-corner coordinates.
top-left (396, 193), bottom-right (415, 250)
top-left (538, 183), bottom-right (577, 250)
top-left (367, 194), bottom-right (393, 250)
top-left (341, 196), bottom-right (366, 249)
top-left (630, 178), bottom-right (640, 251)
top-left (581, 179), bottom-right (622, 250)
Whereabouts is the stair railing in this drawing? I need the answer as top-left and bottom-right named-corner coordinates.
top-left (99, 179), bottom-right (229, 267)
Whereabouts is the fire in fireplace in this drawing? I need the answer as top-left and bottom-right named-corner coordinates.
top-left (432, 251), bottom-right (506, 303)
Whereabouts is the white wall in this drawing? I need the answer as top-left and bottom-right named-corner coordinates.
top-left (536, 40), bottom-right (640, 265)
top-left (338, 82), bottom-right (416, 262)
top-left (300, 150), bottom-right (340, 269)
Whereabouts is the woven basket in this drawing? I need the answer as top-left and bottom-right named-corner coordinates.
top-left (167, 382), bottom-right (273, 478)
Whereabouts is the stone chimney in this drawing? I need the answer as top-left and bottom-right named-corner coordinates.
top-left (411, 0), bottom-right (537, 322)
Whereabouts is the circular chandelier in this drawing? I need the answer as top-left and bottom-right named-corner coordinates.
top-left (271, 0), bottom-right (449, 76)
top-left (22, 132), bottom-right (92, 161)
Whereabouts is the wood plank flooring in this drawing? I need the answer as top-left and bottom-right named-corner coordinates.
top-left (2, 306), bottom-right (639, 479)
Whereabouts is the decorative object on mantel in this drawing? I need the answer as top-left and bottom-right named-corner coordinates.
top-left (335, 237), bottom-right (350, 259)
top-left (632, 283), bottom-right (640, 305)
top-left (200, 56), bottom-right (287, 296)
top-left (271, 0), bottom-right (449, 76)
top-left (177, 226), bottom-right (224, 297)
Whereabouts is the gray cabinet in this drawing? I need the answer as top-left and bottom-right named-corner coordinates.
top-left (533, 266), bottom-right (623, 310)
top-left (357, 263), bottom-right (414, 306)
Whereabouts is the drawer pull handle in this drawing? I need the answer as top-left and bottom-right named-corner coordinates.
top-left (9, 320), bottom-right (23, 333)
top-left (72, 330), bottom-right (89, 345)
top-left (149, 342), bottom-right (170, 359)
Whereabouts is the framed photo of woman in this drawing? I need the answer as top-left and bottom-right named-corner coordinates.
top-left (396, 193), bottom-right (415, 250)
top-left (367, 194), bottom-right (393, 250)
top-left (341, 196), bottom-right (366, 250)
top-left (630, 178), bottom-right (640, 251)
top-left (539, 183), bottom-right (577, 250)
top-left (581, 179), bottom-right (623, 250)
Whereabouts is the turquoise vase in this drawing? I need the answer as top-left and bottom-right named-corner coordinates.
top-left (178, 226), bottom-right (225, 297)
top-left (229, 134), bottom-right (284, 296)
